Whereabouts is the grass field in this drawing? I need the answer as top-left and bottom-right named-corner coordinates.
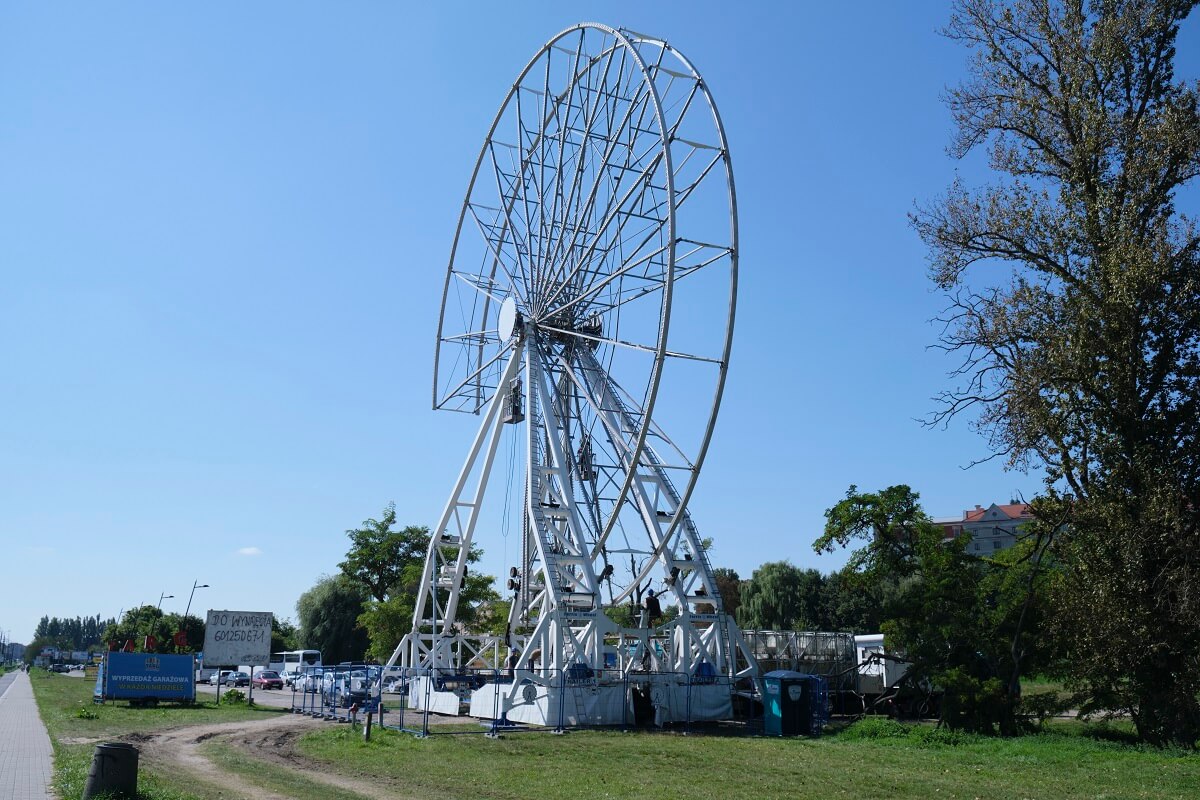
top-left (29, 669), bottom-right (1200, 800)
top-left (28, 668), bottom-right (282, 800)
top-left (292, 717), bottom-right (1200, 800)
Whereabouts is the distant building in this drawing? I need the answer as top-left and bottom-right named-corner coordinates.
top-left (936, 502), bottom-right (1032, 554)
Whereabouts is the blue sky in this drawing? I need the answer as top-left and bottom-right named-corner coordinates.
top-left (3, 2), bottom-right (1197, 645)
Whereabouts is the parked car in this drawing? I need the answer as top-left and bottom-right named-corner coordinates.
top-left (252, 670), bottom-right (283, 690)
top-left (280, 669), bottom-right (301, 687)
top-left (208, 670), bottom-right (234, 685)
top-left (226, 671), bottom-right (250, 687)
top-left (295, 672), bottom-right (320, 692)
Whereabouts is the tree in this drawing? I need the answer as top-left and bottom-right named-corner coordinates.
top-left (271, 618), bottom-right (300, 655)
top-left (736, 562), bottom-right (826, 631)
top-left (101, 607), bottom-right (204, 655)
top-left (338, 503), bottom-right (499, 660)
top-left (712, 567), bottom-right (743, 619)
top-left (913, 0), bottom-right (1200, 747)
top-left (816, 485), bottom-right (1048, 734)
top-left (33, 614), bottom-right (114, 651)
top-left (295, 575), bottom-right (369, 664)
top-left (819, 567), bottom-right (886, 634)
top-left (339, 503), bottom-right (431, 603)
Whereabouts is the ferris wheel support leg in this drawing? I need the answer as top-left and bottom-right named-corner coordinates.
top-left (403, 344), bottom-right (524, 670)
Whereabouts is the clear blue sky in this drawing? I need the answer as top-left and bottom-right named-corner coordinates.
top-left (3, 3), bottom-right (1197, 645)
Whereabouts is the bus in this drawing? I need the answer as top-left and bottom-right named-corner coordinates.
top-left (271, 650), bottom-right (322, 678)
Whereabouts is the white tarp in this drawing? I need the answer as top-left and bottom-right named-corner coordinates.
top-left (201, 610), bottom-right (272, 667)
top-left (653, 682), bottom-right (732, 725)
top-left (501, 682), bottom-right (629, 726)
top-left (408, 676), bottom-right (463, 715)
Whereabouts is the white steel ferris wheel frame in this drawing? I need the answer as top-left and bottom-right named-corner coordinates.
top-left (388, 22), bottom-right (756, 725)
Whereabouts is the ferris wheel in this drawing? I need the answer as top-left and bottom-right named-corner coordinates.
top-left (390, 22), bottom-right (756, 725)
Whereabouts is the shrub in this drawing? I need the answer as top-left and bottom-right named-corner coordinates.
top-left (838, 718), bottom-right (910, 740)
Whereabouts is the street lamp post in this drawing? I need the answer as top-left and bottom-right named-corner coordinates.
top-left (157, 592), bottom-right (174, 610)
top-left (184, 581), bottom-right (209, 619)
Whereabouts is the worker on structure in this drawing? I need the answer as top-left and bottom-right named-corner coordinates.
top-left (505, 648), bottom-right (520, 681)
top-left (643, 588), bottom-right (663, 627)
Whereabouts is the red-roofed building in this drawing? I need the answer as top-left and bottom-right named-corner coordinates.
top-left (936, 502), bottom-right (1033, 554)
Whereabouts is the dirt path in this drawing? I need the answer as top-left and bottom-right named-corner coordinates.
top-left (124, 713), bottom-right (424, 800)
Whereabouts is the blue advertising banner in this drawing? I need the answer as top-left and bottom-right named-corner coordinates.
top-left (104, 652), bottom-right (196, 702)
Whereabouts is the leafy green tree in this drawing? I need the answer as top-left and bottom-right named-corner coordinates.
top-left (711, 567), bottom-right (742, 619)
top-left (339, 503), bottom-right (431, 603)
top-left (817, 485), bottom-right (1047, 734)
top-left (338, 503), bottom-right (499, 660)
top-left (32, 614), bottom-right (114, 651)
top-left (101, 607), bottom-right (204, 655)
top-left (819, 567), bottom-right (886, 634)
top-left (296, 575), bottom-right (370, 664)
top-left (736, 562), bottom-right (826, 631)
top-left (913, 0), bottom-right (1200, 747)
top-left (271, 617), bottom-right (300, 655)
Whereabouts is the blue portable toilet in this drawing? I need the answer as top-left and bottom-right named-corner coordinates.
top-left (762, 670), bottom-right (828, 737)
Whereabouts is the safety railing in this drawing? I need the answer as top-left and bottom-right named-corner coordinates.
top-left (346, 665), bottom-right (790, 739)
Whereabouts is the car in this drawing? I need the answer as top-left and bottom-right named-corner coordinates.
top-left (280, 669), bottom-right (301, 687)
top-left (208, 670), bottom-right (234, 685)
top-left (226, 671), bottom-right (250, 687)
top-left (252, 670), bottom-right (283, 690)
top-left (295, 672), bottom-right (320, 692)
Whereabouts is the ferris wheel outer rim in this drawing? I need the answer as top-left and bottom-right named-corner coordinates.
top-left (597, 34), bottom-right (739, 603)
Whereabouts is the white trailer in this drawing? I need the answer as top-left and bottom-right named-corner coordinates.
top-left (854, 634), bottom-right (909, 696)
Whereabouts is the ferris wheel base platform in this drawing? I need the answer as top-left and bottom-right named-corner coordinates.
top-left (466, 680), bottom-right (733, 727)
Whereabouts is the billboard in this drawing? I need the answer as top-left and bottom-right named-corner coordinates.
top-left (103, 652), bottom-right (196, 702)
top-left (202, 610), bottom-right (273, 667)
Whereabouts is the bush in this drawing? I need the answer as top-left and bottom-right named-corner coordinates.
top-left (838, 718), bottom-right (911, 740)
top-left (222, 689), bottom-right (246, 704)
top-left (838, 717), bottom-right (975, 746)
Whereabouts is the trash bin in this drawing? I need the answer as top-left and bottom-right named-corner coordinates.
top-left (762, 670), bottom-right (826, 737)
top-left (82, 742), bottom-right (139, 799)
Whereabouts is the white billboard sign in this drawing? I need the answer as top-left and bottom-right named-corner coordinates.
top-left (202, 610), bottom-right (273, 667)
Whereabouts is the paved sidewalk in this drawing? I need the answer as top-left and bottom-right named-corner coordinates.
top-left (0, 671), bottom-right (54, 800)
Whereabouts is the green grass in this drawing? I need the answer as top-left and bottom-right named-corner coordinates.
top-left (28, 670), bottom-right (1200, 800)
top-left (201, 740), bottom-right (371, 800)
top-left (29, 668), bottom-right (283, 800)
top-left (29, 668), bottom-right (283, 740)
top-left (54, 747), bottom-right (219, 800)
top-left (292, 719), bottom-right (1200, 800)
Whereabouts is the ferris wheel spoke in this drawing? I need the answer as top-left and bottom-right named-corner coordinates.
top-left (535, 148), bottom-right (664, 317)
top-left (539, 217), bottom-right (668, 324)
top-left (466, 202), bottom-right (530, 307)
top-left (538, 62), bottom-right (653, 302)
top-left (552, 133), bottom-right (670, 293)
top-left (450, 269), bottom-right (511, 306)
top-left (543, 44), bottom-right (624, 306)
top-left (436, 339), bottom-right (515, 410)
top-left (539, 30), bottom-right (590, 292)
top-left (543, 45), bottom-right (638, 291)
top-left (487, 141), bottom-right (537, 269)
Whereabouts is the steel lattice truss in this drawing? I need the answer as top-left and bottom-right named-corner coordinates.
top-left (389, 23), bottom-right (755, 725)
